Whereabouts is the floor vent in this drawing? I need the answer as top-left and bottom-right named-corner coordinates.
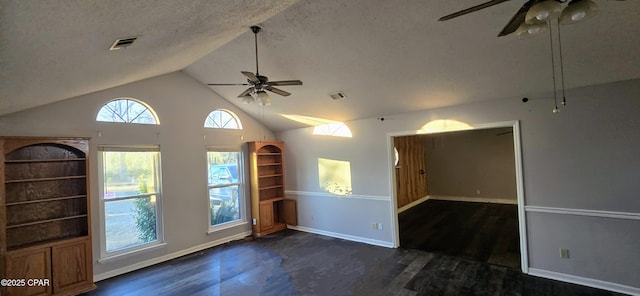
top-left (109, 36), bottom-right (139, 50)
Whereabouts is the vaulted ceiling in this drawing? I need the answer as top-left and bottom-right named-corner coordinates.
top-left (2, 0), bottom-right (640, 131)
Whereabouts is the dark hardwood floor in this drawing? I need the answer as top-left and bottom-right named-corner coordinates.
top-left (399, 199), bottom-right (521, 268)
top-left (83, 229), bottom-right (625, 296)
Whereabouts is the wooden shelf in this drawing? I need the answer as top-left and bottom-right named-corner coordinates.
top-left (5, 158), bottom-right (86, 163)
top-left (259, 174), bottom-right (283, 178)
top-left (6, 195), bottom-right (87, 206)
top-left (257, 152), bottom-right (282, 156)
top-left (7, 235), bottom-right (90, 252)
top-left (257, 162), bottom-right (282, 166)
top-left (5, 175), bottom-right (86, 183)
top-left (258, 185), bottom-right (283, 190)
top-left (6, 215), bottom-right (88, 229)
top-left (259, 197), bottom-right (285, 204)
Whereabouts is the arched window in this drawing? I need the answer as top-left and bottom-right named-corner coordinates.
top-left (204, 109), bottom-right (242, 129)
top-left (96, 98), bottom-right (159, 124)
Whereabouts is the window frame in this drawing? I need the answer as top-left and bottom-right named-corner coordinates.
top-left (96, 98), bottom-right (160, 125)
top-left (206, 146), bottom-right (247, 232)
top-left (204, 109), bottom-right (243, 130)
top-left (97, 145), bottom-right (165, 261)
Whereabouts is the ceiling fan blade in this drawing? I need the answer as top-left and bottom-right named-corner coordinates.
top-left (241, 71), bottom-right (260, 83)
top-left (267, 80), bottom-right (303, 86)
top-left (265, 86), bottom-right (291, 97)
top-left (207, 83), bottom-right (250, 86)
top-left (498, 0), bottom-right (537, 37)
top-left (439, 0), bottom-right (510, 21)
top-left (237, 87), bottom-right (255, 98)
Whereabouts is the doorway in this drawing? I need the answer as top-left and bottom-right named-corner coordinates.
top-left (388, 121), bottom-right (527, 272)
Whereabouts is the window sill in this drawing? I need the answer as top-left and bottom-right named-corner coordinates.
top-left (99, 242), bottom-right (167, 264)
top-left (207, 221), bottom-right (249, 234)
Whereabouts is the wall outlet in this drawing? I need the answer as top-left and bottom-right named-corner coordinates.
top-left (476, 189), bottom-right (481, 195)
top-left (559, 248), bottom-right (570, 259)
top-left (252, 218), bottom-right (257, 225)
top-left (371, 223), bottom-right (378, 229)
top-left (377, 223), bottom-right (383, 230)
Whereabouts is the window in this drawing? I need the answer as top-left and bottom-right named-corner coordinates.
top-left (204, 109), bottom-right (242, 129)
top-left (97, 98), bottom-right (159, 124)
top-left (98, 146), bottom-right (163, 257)
top-left (207, 148), bottom-right (245, 230)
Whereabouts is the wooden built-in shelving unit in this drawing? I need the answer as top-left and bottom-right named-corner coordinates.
top-left (0, 137), bottom-right (95, 296)
top-left (248, 141), bottom-right (297, 237)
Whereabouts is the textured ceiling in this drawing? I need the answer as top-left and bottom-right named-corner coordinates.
top-left (2, 0), bottom-right (640, 131)
top-left (0, 0), bottom-right (298, 115)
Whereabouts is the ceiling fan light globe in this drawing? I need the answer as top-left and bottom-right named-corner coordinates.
top-left (515, 22), bottom-right (548, 39)
top-left (256, 91), bottom-right (270, 106)
top-left (560, 0), bottom-right (599, 25)
top-left (241, 94), bottom-right (254, 104)
top-left (525, 0), bottom-right (564, 24)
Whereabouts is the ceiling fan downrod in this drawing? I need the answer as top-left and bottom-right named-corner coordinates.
top-left (251, 26), bottom-right (261, 76)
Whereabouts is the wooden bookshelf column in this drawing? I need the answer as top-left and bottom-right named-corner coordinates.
top-left (0, 137), bottom-right (95, 296)
top-left (248, 141), bottom-right (297, 237)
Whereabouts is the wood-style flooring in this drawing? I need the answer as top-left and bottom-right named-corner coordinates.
top-left (399, 199), bottom-right (521, 268)
top-left (83, 229), bottom-right (624, 296)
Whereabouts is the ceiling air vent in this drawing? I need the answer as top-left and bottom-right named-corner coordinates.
top-left (329, 91), bottom-right (346, 101)
top-left (109, 36), bottom-right (139, 51)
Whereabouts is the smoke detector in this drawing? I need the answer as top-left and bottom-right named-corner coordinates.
top-left (109, 36), bottom-right (140, 50)
top-left (329, 91), bottom-right (346, 101)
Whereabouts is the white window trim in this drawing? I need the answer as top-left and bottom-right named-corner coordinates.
top-left (204, 109), bottom-right (243, 130)
top-left (206, 146), bottom-right (247, 232)
top-left (96, 98), bottom-right (160, 125)
top-left (98, 145), bottom-right (165, 261)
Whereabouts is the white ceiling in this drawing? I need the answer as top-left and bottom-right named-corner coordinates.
top-left (3, 0), bottom-right (640, 131)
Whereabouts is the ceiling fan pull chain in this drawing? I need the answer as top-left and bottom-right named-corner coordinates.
top-left (548, 20), bottom-right (559, 114)
top-left (557, 21), bottom-right (567, 106)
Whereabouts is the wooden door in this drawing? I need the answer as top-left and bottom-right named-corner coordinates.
top-left (51, 238), bottom-right (94, 295)
top-left (394, 136), bottom-right (428, 209)
top-left (283, 199), bottom-right (297, 226)
top-left (4, 247), bottom-right (52, 296)
top-left (259, 202), bottom-right (274, 231)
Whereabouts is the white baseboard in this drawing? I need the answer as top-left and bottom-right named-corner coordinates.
top-left (397, 195), bottom-right (430, 213)
top-left (429, 195), bottom-right (517, 205)
top-left (528, 268), bottom-right (640, 296)
top-left (288, 225), bottom-right (394, 248)
top-left (94, 231), bottom-right (251, 281)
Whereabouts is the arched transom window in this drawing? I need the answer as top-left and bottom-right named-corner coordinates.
top-left (204, 109), bottom-right (242, 129)
top-left (96, 98), bottom-right (159, 124)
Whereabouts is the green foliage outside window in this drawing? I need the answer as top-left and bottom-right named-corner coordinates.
top-left (133, 174), bottom-right (157, 242)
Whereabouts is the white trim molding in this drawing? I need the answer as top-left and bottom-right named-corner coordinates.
top-left (386, 120), bottom-right (529, 273)
top-left (429, 195), bottom-right (517, 205)
top-left (525, 206), bottom-right (640, 220)
top-left (94, 231), bottom-right (251, 281)
top-left (528, 268), bottom-right (640, 296)
top-left (397, 195), bottom-right (430, 213)
top-left (288, 225), bottom-right (394, 248)
top-left (286, 190), bottom-right (390, 201)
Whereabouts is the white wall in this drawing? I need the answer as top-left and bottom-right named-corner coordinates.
top-left (277, 79), bottom-right (640, 294)
top-left (425, 128), bottom-right (517, 201)
top-left (0, 71), bottom-right (275, 280)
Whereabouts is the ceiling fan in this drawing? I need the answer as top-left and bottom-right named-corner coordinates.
top-left (207, 26), bottom-right (303, 106)
top-left (439, 0), bottom-right (626, 37)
